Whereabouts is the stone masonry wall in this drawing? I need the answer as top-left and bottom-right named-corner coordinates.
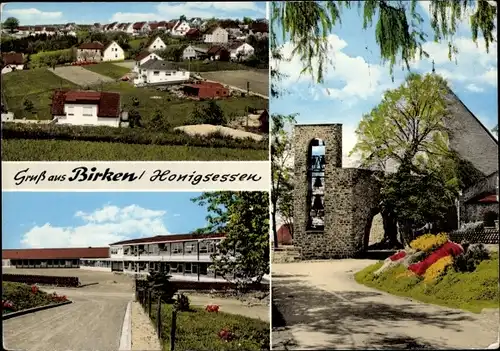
top-left (293, 124), bottom-right (382, 259)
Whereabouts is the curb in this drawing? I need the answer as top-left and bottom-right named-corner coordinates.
top-left (119, 300), bottom-right (132, 351)
top-left (2, 300), bottom-right (72, 320)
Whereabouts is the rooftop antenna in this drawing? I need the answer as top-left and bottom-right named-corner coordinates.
top-left (431, 60), bottom-right (435, 74)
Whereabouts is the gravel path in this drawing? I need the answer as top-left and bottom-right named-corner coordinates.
top-left (131, 301), bottom-right (162, 351)
top-left (3, 287), bottom-right (131, 351)
top-left (49, 66), bottom-right (114, 86)
top-left (272, 259), bottom-right (499, 350)
top-left (174, 124), bottom-right (264, 141)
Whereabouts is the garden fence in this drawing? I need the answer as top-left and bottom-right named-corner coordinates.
top-left (448, 227), bottom-right (499, 244)
top-left (135, 280), bottom-right (177, 351)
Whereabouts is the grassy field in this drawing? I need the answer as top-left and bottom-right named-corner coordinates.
top-left (354, 252), bottom-right (499, 313)
top-left (2, 69), bottom-right (78, 120)
top-left (2, 139), bottom-right (268, 161)
top-left (94, 81), bottom-right (267, 127)
top-left (173, 60), bottom-right (261, 73)
top-left (151, 303), bottom-right (269, 351)
top-left (2, 69), bottom-right (268, 126)
top-left (83, 62), bottom-right (131, 79)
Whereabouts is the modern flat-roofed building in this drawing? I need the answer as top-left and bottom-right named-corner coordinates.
top-left (80, 233), bottom-right (227, 282)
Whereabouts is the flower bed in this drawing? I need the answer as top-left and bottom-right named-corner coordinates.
top-left (2, 282), bottom-right (69, 315)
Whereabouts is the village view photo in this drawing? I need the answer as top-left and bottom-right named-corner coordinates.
top-left (1, 2), bottom-right (269, 161)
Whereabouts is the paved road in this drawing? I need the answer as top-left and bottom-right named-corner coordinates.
top-left (272, 260), bottom-right (499, 350)
top-left (3, 287), bottom-right (132, 351)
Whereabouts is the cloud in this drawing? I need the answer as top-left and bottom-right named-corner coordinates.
top-left (110, 2), bottom-right (264, 22)
top-left (465, 83), bottom-right (485, 93)
top-left (20, 204), bottom-right (169, 248)
top-left (2, 8), bottom-right (63, 25)
top-left (275, 34), bottom-right (400, 104)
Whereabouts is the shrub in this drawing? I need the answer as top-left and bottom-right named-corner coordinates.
top-left (410, 233), bottom-right (449, 253)
top-left (453, 243), bottom-right (491, 273)
top-left (423, 255), bottom-right (454, 283)
top-left (2, 122), bottom-right (267, 151)
top-left (190, 100), bottom-right (226, 125)
top-left (3, 274), bottom-right (80, 287)
top-left (174, 293), bottom-right (190, 311)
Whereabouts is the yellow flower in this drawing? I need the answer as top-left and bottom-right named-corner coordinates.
top-left (423, 255), bottom-right (453, 282)
top-left (410, 233), bottom-right (448, 253)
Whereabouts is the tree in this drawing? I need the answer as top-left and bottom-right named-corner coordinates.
top-left (243, 17), bottom-right (253, 25)
top-left (270, 1), bottom-right (497, 92)
top-left (128, 109), bottom-right (142, 128)
top-left (190, 100), bottom-right (226, 125)
top-left (271, 113), bottom-right (296, 248)
top-left (180, 15), bottom-right (187, 22)
top-left (149, 109), bottom-right (170, 131)
top-left (351, 73), bottom-right (463, 245)
top-left (23, 99), bottom-right (34, 114)
top-left (191, 192), bottom-right (269, 288)
top-left (3, 17), bottom-right (19, 34)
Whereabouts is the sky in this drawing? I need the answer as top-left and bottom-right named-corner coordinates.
top-left (0, 2), bottom-right (266, 25)
top-left (1, 192), bottom-right (211, 249)
top-left (271, 1), bottom-right (498, 167)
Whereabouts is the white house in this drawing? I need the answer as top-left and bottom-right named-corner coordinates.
top-left (172, 20), bottom-right (190, 36)
top-left (134, 59), bottom-right (190, 86)
top-left (132, 22), bottom-right (150, 35)
top-left (230, 42), bottom-right (255, 61)
top-left (203, 26), bottom-right (228, 43)
top-left (182, 45), bottom-right (198, 60)
top-left (125, 23), bottom-right (135, 34)
top-left (133, 51), bottom-right (163, 73)
top-left (147, 36), bottom-right (167, 52)
top-left (102, 41), bottom-right (125, 61)
top-left (51, 90), bottom-right (125, 127)
top-left (2, 53), bottom-right (24, 74)
top-left (77, 42), bottom-right (104, 62)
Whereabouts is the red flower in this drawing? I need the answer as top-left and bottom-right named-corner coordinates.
top-left (205, 304), bottom-right (220, 312)
top-left (31, 285), bottom-right (39, 294)
top-left (218, 328), bottom-right (235, 341)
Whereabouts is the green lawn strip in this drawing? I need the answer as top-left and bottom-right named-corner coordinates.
top-left (2, 69), bottom-right (78, 120)
top-left (83, 62), bottom-right (131, 80)
top-left (171, 60), bottom-right (255, 73)
top-left (354, 253), bottom-right (499, 313)
top-left (2, 139), bottom-right (268, 161)
top-left (2, 282), bottom-right (60, 313)
top-left (150, 303), bottom-right (269, 351)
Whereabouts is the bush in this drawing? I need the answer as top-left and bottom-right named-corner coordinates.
top-left (410, 233), bottom-right (449, 253)
top-left (3, 274), bottom-right (80, 287)
top-left (423, 255), bottom-right (454, 282)
top-left (2, 122), bottom-right (268, 150)
top-left (2, 282), bottom-right (69, 313)
top-left (174, 293), bottom-right (190, 311)
top-left (30, 49), bottom-right (74, 68)
top-left (190, 100), bottom-right (227, 125)
top-left (453, 243), bottom-right (491, 273)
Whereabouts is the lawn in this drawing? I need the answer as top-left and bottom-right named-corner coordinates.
top-left (83, 62), bottom-right (131, 79)
top-left (2, 139), bottom-right (268, 161)
top-left (173, 60), bottom-right (260, 73)
top-left (151, 303), bottom-right (269, 351)
top-left (354, 252), bottom-right (499, 313)
top-left (93, 81), bottom-right (268, 127)
top-left (2, 68), bottom-right (78, 120)
top-left (2, 282), bottom-right (68, 314)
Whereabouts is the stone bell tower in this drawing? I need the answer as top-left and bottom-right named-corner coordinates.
top-left (293, 123), bottom-right (382, 259)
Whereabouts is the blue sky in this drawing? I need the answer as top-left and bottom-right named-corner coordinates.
top-left (271, 1), bottom-right (498, 167)
top-left (1, 2), bottom-right (266, 25)
top-left (2, 192), bottom-right (211, 249)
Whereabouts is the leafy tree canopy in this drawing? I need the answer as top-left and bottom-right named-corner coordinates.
top-left (3, 17), bottom-right (19, 33)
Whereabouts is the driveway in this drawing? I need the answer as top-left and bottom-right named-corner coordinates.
top-left (3, 281), bottom-right (133, 351)
top-left (49, 66), bottom-right (114, 86)
top-left (272, 260), bottom-right (499, 350)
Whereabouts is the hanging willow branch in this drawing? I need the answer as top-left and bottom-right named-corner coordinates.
top-left (271, 0), bottom-right (497, 88)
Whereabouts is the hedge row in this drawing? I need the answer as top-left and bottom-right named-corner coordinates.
top-left (135, 278), bottom-right (269, 292)
top-left (29, 49), bottom-right (74, 68)
top-left (2, 123), bottom-right (268, 150)
top-left (3, 274), bottom-right (80, 287)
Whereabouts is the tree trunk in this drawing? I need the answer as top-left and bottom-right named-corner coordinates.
top-left (382, 210), bottom-right (401, 249)
top-left (271, 206), bottom-right (278, 249)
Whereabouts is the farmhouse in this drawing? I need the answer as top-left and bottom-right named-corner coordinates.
top-left (146, 36), bottom-right (167, 52)
top-left (182, 81), bottom-right (229, 99)
top-left (51, 90), bottom-right (125, 127)
top-left (249, 22), bottom-right (269, 37)
top-left (132, 21), bottom-right (149, 35)
top-left (157, 21), bottom-right (168, 30)
top-left (182, 45), bottom-right (208, 60)
top-left (134, 59), bottom-right (190, 86)
top-left (133, 51), bottom-right (163, 73)
top-left (207, 46), bottom-right (230, 61)
top-left (172, 20), bottom-right (191, 36)
top-left (1, 52), bottom-right (24, 74)
top-left (77, 41), bottom-right (125, 62)
top-left (2, 247), bottom-right (110, 269)
top-left (203, 26), bottom-right (229, 43)
top-left (229, 41), bottom-right (255, 60)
